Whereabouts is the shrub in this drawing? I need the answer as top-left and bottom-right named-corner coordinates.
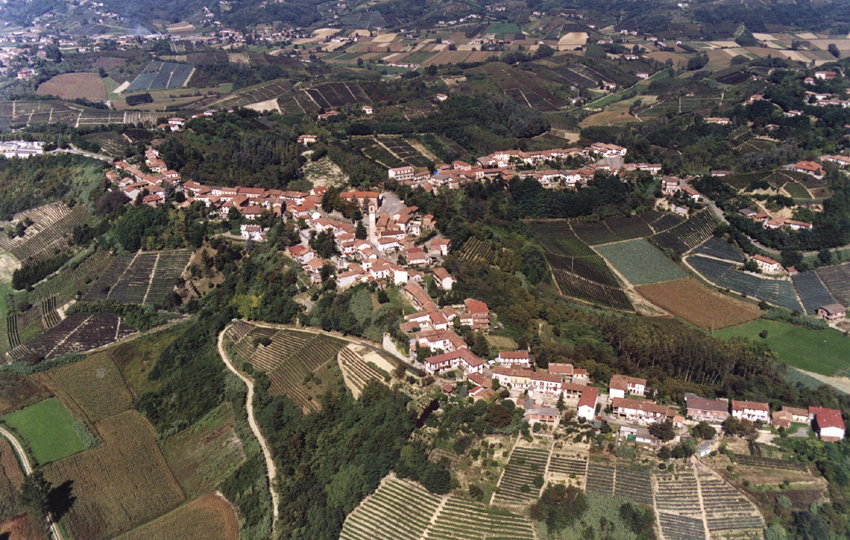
top-left (533, 475), bottom-right (544, 488)
top-left (520, 484), bottom-right (531, 493)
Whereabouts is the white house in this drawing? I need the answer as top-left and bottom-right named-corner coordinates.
top-left (753, 254), bottom-right (782, 274)
top-left (497, 350), bottom-right (533, 367)
top-left (608, 375), bottom-right (646, 399)
top-left (577, 386), bottom-right (598, 421)
top-left (810, 406), bottom-right (846, 442)
top-left (529, 372), bottom-right (562, 394)
top-left (432, 267), bottom-right (456, 290)
top-left (731, 400), bottom-right (770, 424)
top-left (423, 348), bottom-right (484, 375)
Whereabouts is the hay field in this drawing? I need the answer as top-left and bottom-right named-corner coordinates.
top-left (36, 72), bottom-right (107, 101)
top-left (558, 32), bottom-right (588, 48)
top-left (44, 410), bottom-right (185, 540)
top-left (114, 493), bottom-right (238, 540)
top-left (42, 353), bottom-right (133, 423)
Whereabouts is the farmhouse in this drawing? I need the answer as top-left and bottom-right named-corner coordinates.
top-left (297, 134), bottom-right (317, 146)
top-left (430, 238), bottom-right (451, 257)
top-left (731, 400), bottom-right (770, 424)
top-left (432, 267), bottom-right (455, 290)
top-left (686, 396), bottom-right (729, 423)
top-left (810, 406), bottom-right (845, 442)
top-left (772, 410), bottom-right (793, 429)
top-left (497, 350), bottom-right (533, 367)
top-left (822, 155), bottom-right (850, 168)
top-left (423, 348), bottom-right (484, 375)
top-left (577, 386), bottom-right (598, 421)
top-left (559, 382), bottom-right (587, 400)
top-left (590, 142), bottom-right (627, 157)
top-left (608, 375), bottom-right (646, 399)
top-left (817, 303), bottom-right (846, 322)
top-left (794, 161), bottom-right (825, 176)
top-left (752, 254), bottom-right (783, 274)
top-left (611, 398), bottom-right (675, 424)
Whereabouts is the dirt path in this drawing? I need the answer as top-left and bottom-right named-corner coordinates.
top-left (793, 367), bottom-right (850, 395)
top-left (216, 326), bottom-right (280, 524)
top-left (0, 427), bottom-right (65, 540)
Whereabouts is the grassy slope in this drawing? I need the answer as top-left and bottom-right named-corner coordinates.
top-left (2, 398), bottom-right (84, 465)
top-left (716, 320), bottom-right (850, 376)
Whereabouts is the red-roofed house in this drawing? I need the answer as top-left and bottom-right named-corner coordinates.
top-left (731, 400), bottom-right (770, 423)
top-left (609, 375), bottom-right (646, 399)
top-left (753, 254), bottom-right (782, 274)
top-left (794, 161), bottom-right (824, 176)
top-left (423, 348), bottom-right (484, 375)
top-left (810, 406), bottom-right (845, 441)
top-left (432, 267), bottom-right (455, 290)
top-left (612, 398), bottom-right (676, 424)
top-left (577, 387), bottom-right (599, 421)
top-left (529, 372), bottom-right (563, 393)
top-left (496, 350), bottom-right (533, 367)
top-left (461, 298), bottom-right (490, 330)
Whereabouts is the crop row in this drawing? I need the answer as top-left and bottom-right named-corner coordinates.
top-left (551, 268), bottom-right (632, 311)
top-left (547, 455), bottom-right (586, 476)
top-left (27, 249), bottom-right (112, 306)
top-left (1, 205), bottom-right (88, 264)
top-left (339, 348), bottom-right (383, 392)
top-left (814, 263), bottom-right (850, 306)
top-left (651, 208), bottom-right (716, 254)
top-left (10, 313), bottom-right (135, 362)
top-left (492, 447), bottom-right (549, 504)
top-left (458, 237), bottom-right (495, 264)
top-left (688, 255), bottom-right (804, 312)
top-left (654, 473), bottom-right (700, 514)
top-left (692, 237), bottom-right (743, 262)
top-left (732, 454), bottom-right (808, 471)
top-left (792, 271), bottom-right (838, 315)
top-left (657, 512), bottom-right (706, 540)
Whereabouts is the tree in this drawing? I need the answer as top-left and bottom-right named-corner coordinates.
top-left (20, 471), bottom-right (51, 523)
top-left (649, 420), bottom-right (676, 442)
top-left (692, 421), bottom-right (716, 440)
top-left (355, 220), bottom-right (367, 240)
top-left (485, 403), bottom-right (513, 427)
top-left (828, 43), bottom-right (840, 58)
top-left (556, 393), bottom-right (565, 412)
top-left (529, 484), bottom-right (587, 532)
top-left (471, 332), bottom-right (489, 358)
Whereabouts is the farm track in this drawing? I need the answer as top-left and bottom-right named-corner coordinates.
top-left (217, 326), bottom-right (280, 525)
top-left (0, 426), bottom-right (65, 540)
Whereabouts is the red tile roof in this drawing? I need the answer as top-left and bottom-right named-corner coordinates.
top-left (577, 386), bottom-right (598, 409)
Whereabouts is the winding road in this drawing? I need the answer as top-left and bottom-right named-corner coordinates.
top-left (216, 326), bottom-right (280, 524)
top-left (0, 427), bottom-right (65, 540)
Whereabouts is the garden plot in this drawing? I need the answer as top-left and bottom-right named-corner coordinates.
top-left (732, 454), bottom-right (808, 472)
top-left (688, 255), bottom-right (803, 312)
top-left (793, 271), bottom-right (838, 315)
top-left (814, 263), bottom-right (850, 306)
top-left (595, 239), bottom-right (686, 286)
top-left (0, 203), bottom-right (88, 265)
top-left (230, 328), bottom-right (347, 413)
top-left (650, 208), bottom-right (717, 254)
top-left (492, 445), bottom-right (550, 505)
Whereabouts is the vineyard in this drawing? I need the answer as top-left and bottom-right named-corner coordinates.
top-left (7, 313), bottom-right (135, 363)
top-left (732, 454), bottom-right (808, 472)
top-left (25, 249), bottom-right (112, 307)
top-left (814, 263), bottom-right (850, 306)
top-left (43, 410), bottom-right (185, 540)
top-left (700, 474), bottom-right (764, 536)
top-left (550, 268), bottom-right (633, 311)
top-left (82, 250), bottom-right (192, 306)
top-left (792, 271), bottom-right (839, 315)
top-left (0, 438), bottom-right (24, 521)
top-left (492, 445), bottom-right (550, 506)
top-left (229, 327), bottom-right (348, 413)
top-left (595, 239), bottom-right (687, 286)
top-left (655, 471), bottom-right (703, 540)
top-left (651, 208), bottom-right (717, 254)
top-left (636, 278), bottom-right (761, 330)
top-left (584, 463), bottom-right (653, 506)
top-left (457, 237), bottom-right (496, 265)
top-left (338, 345), bottom-right (384, 398)
top-left (687, 255), bottom-right (804, 312)
top-left (692, 237), bottom-right (743, 262)
top-left (0, 203), bottom-right (88, 265)
top-left (340, 474), bottom-right (535, 540)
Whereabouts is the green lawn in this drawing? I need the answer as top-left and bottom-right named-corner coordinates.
top-left (716, 320), bottom-right (850, 376)
top-left (3, 398), bottom-right (85, 464)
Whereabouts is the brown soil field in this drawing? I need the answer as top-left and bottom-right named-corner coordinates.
top-left (160, 403), bottom-right (245, 499)
top-left (0, 372), bottom-right (52, 415)
top-left (42, 353), bottom-right (133, 423)
top-left (0, 438), bottom-right (25, 521)
top-left (114, 493), bottom-right (238, 540)
top-left (93, 57), bottom-right (127, 70)
top-left (636, 278), bottom-right (762, 330)
top-left (0, 514), bottom-right (49, 540)
top-left (36, 73), bottom-right (107, 101)
top-left (580, 109), bottom-right (640, 127)
top-left (43, 410), bottom-right (185, 540)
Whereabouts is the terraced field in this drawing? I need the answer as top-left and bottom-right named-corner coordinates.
top-left (82, 250), bottom-right (192, 306)
top-left (7, 313), bottom-right (135, 362)
top-left (492, 445), bottom-right (550, 505)
top-left (230, 327), bottom-right (347, 412)
top-left (0, 203), bottom-right (88, 265)
top-left (651, 208), bottom-right (717, 254)
top-left (699, 474), bottom-right (764, 536)
top-left (340, 475), bottom-right (535, 540)
top-left (338, 345), bottom-right (384, 397)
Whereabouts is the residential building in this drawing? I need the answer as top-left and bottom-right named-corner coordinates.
top-left (782, 406), bottom-right (810, 423)
top-left (577, 386), bottom-right (599, 420)
top-left (609, 375), bottom-right (646, 399)
top-left (529, 372), bottom-right (563, 394)
top-left (810, 406), bottom-right (846, 442)
top-left (794, 161), bottom-right (825, 176)
top-left (686, 395), bottom-right (729, 423)
top-left (388, 166), bottom-right (415, 181)
top-left (611, 398), bottom-right (675, 424)
top-left (423, 348), bottom-right (484, 375)
top-left (753, 254), bottom-right (782, 274)
top-left (497, 350), bottom-right (533, 367)
top-left (619, 425), bottom-right (659, 447)
top-left (461, 298), bottom-right (490, 330)
top-left (492, 366), bottom-right (533, 389)
top-left (817, 303), bottom-right (846, 322)
top-left (661, 177), bottom-right (680, 194)
top-left (731, 400), bottom-right (770, 424)
top-left (525, 404), bottom-right (560, 426)
top-left (432, 267), bottom-right (455, 290)
top-left (559, 382), bottom-right (587, 400)
top-left (403, 282), bottom-right (437, 311)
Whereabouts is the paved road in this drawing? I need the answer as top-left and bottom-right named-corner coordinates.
top-left (216, 327), bottom-right (280, 524)
top-left (0, 427), bottom-right (65, 540)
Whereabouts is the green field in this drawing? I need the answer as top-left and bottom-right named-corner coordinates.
top-left (2, 398), bottom-right (85, 464)
top-left (486, 23), bottom-right (522, 36)
top-left (595, 239), bottom-right (687, 285)
top-left (716, 320), bottom-right (850, 376)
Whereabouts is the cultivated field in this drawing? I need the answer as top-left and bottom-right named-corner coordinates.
top-left (340, 474), bottom-right (535, 540)
top-left (585, 463), bottom-right (654, 507)
top-left (527, 220), bottom-right (621, 287)
top-left (0, 372), bottom-right (52, 415)
top-left (36, 72), bottom-right (107, 101)
top-left (228, 326), bottom-right (348, 412)
top-left (299, 82), bottom-right (371, 112)
top-left (8, 313), bottom-right (136, 363)
top-left (492, 445), bottom-right (550, 505)
top-left (814, 262), bottom-right (850, 307)
top-left (457, 237), bottom-right (496, 265)
top-left (0, 100), bottom-right (162, 128)
top-left (0, 203), bottom-right (88, 265)
top-left (651, 208), bottom-right (717, 254)
top-left (23, 248), bottom-right (112, 308)
top-left (2, 398), bottom-right (85, 464)
top-left (716, 320), bottom-right (850, 376)
top-left (114, 492), bottom-right (238, 540)
top-left (596, 239), bottom-right (687, 285)
top-left (83, 250), bottom-right (192, 306)
top-left (42, 352), bottom-right (133, 423)
top-left (125, 61), bottom-right (194, 92)
top-left (636, 278), bottom-right (762, 330)
top-left (0, 514), bottom-right (48, 540)
top-left (44, 410), bottom-right (185, 540)
top-left (160, 403), bottom-right (245, 498)
top-left (792, 271), bottom-right (838, 315)
top-left (338, 345), bottom-right (385, 399)
top-left (687, 255), bottom-right (804, 312)
top-left (692, 237), bottom-right (743, 262)
top-left (0, 438), bottom-right (24, 521)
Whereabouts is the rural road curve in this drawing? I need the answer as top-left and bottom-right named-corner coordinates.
top-left (216, 327), bottom-right (280, 524)
top-left (0, 427), bottom-right (65, 540)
